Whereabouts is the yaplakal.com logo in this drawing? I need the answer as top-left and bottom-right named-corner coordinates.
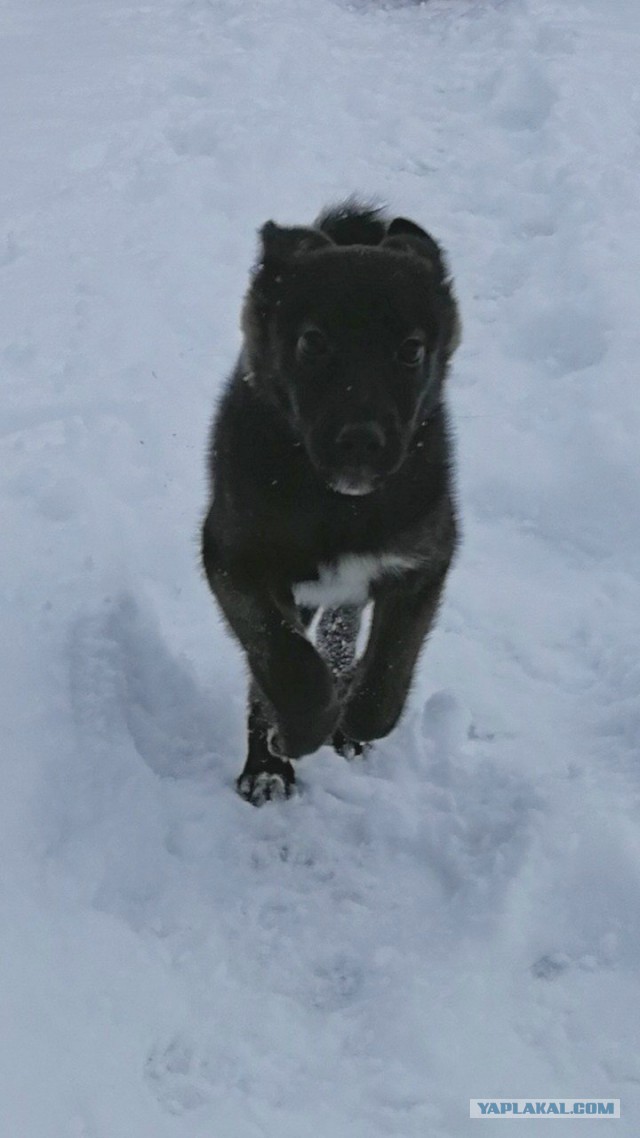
top-left (470, 1100), bottom-right (620, 1118)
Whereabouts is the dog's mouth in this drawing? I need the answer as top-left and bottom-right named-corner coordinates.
top-left (327, 475), bottom-right (377, 497)
top-left (305, 442), bottom-right (383, 497)
top-left (302, 423), bottom-right (406, 499)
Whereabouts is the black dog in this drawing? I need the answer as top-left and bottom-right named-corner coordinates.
top-left (201, 200), bottom-right (460, 804)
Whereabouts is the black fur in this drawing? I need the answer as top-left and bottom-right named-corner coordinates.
top-left (201, 200), bottom-right (461, 804)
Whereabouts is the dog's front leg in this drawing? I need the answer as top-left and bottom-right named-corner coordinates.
top-left (340, 572), bottom-right (448, 744)
top-left (237, 610), bottom-right (319, 805)
top-left (204, 553), bottom-right (339, 798)
top-left (235, 686), bottom-right (297, 805)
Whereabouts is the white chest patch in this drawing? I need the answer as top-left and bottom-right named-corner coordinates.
top-left (293, 552), bottom-right (419, 608)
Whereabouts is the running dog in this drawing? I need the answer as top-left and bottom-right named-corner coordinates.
top-left (201, 200), bottom-right (460, 804)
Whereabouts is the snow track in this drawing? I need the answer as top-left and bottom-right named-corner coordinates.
top-left (1, 0), bottom-right (639, 1134)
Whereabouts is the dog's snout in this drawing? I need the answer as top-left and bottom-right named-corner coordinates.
top-left (335, 421), bottom-right (386, 461)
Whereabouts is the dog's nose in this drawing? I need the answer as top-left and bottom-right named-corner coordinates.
top-left (335, 422), bottom-right (386, 461)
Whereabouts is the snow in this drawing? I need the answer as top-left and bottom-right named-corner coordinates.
top-left (1, 0), bottom-right (639, 1133)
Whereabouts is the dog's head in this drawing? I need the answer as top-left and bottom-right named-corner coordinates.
top-left (242, 211), bottom-right (460, 496)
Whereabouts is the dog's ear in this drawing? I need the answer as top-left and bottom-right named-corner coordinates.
top-left (383, 217), bottom-right (449, 284)
top-left (385, 218), bottom-right (460, 358)
top-left (259, 222), bottom-right (333, 268)
top-left (242, 224), bottom-right (333, 377)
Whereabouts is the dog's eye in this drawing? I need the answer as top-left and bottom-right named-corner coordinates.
top-left (297, 327), bottom-right (330, 359)
top-left (397, 337), bottom-right (426, 367)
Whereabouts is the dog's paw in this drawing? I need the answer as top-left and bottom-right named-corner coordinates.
top-left (332, 729), bottom-right (370, 760)
top-left (236, 759), bottom-right (296, 806)
top-left (268, 700), bottom-right (340, 760)
top-left (341, 695), bottom-right (400, 744)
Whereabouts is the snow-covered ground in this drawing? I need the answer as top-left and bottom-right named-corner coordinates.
top-left (1, 0), bottom-right (639, 1133)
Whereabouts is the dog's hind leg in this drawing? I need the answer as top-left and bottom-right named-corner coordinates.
top-left (316, 605), bottom-right (368, 759)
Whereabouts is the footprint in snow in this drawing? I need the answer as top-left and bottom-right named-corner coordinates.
top-left (421, 690), bottom-right (472, 755)
top-left (165, 114), bottom-right (220, 159)
top-left (514, 301), bottom-right (608, 375)
top-left (311, 952), bottom-right (365, 1011)
top-left (0, 232), bottom-right (23, 267)
top-left (531, 953), bottom-right (571, 981)
top-left (490, 54), bottom-right (556, 133)
top-left (69, 592), bottom-right (222, 780)
top-left (144, 1035), bottom-right (212, 1114)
